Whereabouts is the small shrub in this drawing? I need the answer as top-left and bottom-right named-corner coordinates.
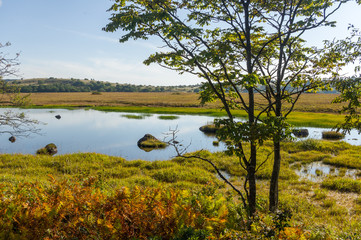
top-left (91, 91), bottom-right (102, 95)
top-left (297, 139), bottom-right (321, 151)
top-left (137, 134), bottom-right (167, 149)
top-left (292, 129), bottom-right (309, 138)
top-left (139, 139), bottom-right (167, 148)
top-left (199, 124), bottom-right (219, 134)
top-left (36, 143), bottom-right (57, 156)
top-left (322, 131), bottom-right (345, 140)
top-left (315, 169), bottom-right (323, 176)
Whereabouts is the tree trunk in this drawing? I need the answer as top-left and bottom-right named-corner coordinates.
top-left (269, 139), bottom-right (281, 212)
top-left (248, 142), bottom-right (257, 216)
top-left (269, 91), bottom-right (282, 212)
top-left (247, 86), bottom-right (257, 216)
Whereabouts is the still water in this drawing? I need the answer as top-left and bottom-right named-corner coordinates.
top-left (0, 108), bottom-right (226, 160)
top-left (1, 108), bottom-right (360, 160)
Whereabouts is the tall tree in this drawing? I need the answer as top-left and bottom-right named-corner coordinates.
top-left (104, 0), bottom-right (355, 215)
top-left (247, 0), bottom-right (350, 211)
top-left (105, 0), bottom-right (273, 217)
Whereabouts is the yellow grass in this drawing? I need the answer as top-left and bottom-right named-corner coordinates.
top-left (0, 92), bottom-right (345, 113)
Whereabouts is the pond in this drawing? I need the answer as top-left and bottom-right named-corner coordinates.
top-left (293, 161), bottom-right (361, 182)
top-left (293, 127), bottom-right (361, 145)
top-left (0, 108), bottom-right (226, 161)
top-left (1, 108), bottom-right (360, 160)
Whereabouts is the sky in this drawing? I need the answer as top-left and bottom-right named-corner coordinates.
top-left (1, 0), bottom-right (361, 86)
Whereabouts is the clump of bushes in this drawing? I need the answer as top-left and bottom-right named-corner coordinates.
top-left (137, 134), bottom-right (167, 150)
top-left (294, 139), bottom-right (321, 151)
top-left (36, 143), bottom-right (57, 156)
top-left (199, 124), bottom-right (219, 134)
top-left (322, 131), bottom-right (345, 140)
top-left (292, 129), bottom-right (309, 138)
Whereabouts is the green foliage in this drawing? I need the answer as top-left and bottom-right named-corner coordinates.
top-left (172, 226), bottom-right (209, 240)
top-left (330, 26), bottom-right (361, 134)
top-left (334, 77), bottom-right (361, 132)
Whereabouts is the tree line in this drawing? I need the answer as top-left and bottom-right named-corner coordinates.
top-left (7, 78), bottom-right (200, 93)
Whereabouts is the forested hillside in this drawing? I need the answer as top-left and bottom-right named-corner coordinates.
top-left (4, 78), bottom-right (201, 93)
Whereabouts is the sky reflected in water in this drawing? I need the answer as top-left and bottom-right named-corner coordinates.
top-left (1, 108), bottom-right (360, 161)
top-left (0, 109), bottom-right (225, 160)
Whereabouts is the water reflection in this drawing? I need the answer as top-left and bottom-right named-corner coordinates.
top-left (1, 108), bottom-right (361, 161)
top-left (0, 108), bottom-right (226, 161)
top-left (292, 127), bottom-right (361, 145)
top-left (293, 161), bottom-right (360, 182)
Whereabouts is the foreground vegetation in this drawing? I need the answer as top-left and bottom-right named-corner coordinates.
top-left (0, 140), bottom-right (360, 239)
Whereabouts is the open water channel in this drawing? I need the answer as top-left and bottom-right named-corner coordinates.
top-left (1, 108), bottom-right (360, 161)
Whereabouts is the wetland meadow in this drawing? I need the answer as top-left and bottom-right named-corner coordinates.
top-left (1, 92), bottom-right (361, 239)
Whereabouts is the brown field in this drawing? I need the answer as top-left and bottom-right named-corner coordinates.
top-left (0, 92), bottom-right (345, 113)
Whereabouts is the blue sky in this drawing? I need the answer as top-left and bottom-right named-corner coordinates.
top-left (1, 0), bottom-right (361, 86)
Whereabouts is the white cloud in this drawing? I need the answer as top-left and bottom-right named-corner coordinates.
top-left (20, 57), bottom-right (201, 86)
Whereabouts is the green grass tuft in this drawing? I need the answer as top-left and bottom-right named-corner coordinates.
top-left (157, 115), bottom-right (179, 120)
top-left (321, 177), bottom-right (361, 193)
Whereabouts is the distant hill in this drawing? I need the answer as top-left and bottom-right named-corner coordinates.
top-left (3, 77), bottom-right (338, 94)
top-left (4, 78), bottom-right (201, 93)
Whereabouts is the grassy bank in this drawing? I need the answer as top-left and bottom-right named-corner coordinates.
top-left (3, 92), bottom-right (344, 113)
top-left (11, 104), bottom-right (344, 128)
top-left (1, 140), bottom-right (361, 238)
top-left (0, 92), bottom-right (348, 128)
